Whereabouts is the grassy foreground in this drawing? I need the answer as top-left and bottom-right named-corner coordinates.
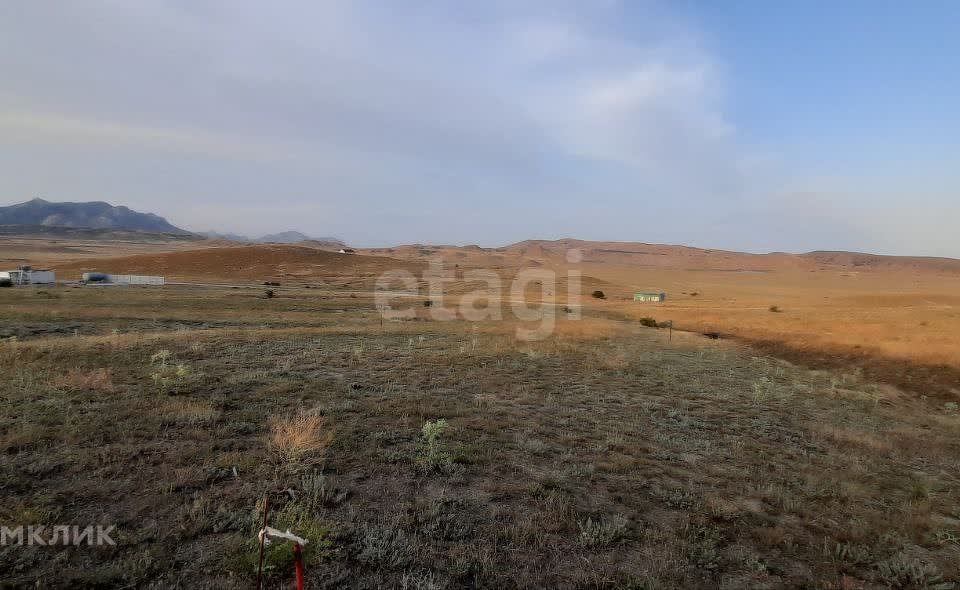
top-left (1, 287), bottom-right (958, 588)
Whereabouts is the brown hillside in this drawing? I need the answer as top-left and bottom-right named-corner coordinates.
top-left (54, 244), bottom-right (424, 283)
top-left (803, 250), bottom-right (960, 273)
top-left (363, 239), bottom-right (960, 275)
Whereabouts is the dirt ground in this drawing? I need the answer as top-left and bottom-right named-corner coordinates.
top-left (1, 284), bottom-right (959, 588)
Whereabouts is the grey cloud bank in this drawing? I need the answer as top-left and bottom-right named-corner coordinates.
top-left (0, 1), bottom-right (955, 257)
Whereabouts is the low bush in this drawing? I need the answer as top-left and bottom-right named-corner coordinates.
top-left (577, 514), bottom-right (629, 547)
top-left (416, 419), bottom-right (456, 473)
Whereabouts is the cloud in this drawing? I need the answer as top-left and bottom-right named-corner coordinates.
top-left (0, 2), bottom-right (735, 163)
top-left (2, 1), bottom-right (948, 255)
top-left (0, 110), bottom-right (287, 161)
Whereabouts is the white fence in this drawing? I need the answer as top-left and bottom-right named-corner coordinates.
top-left (82, 273), bottom-right (164, 286)
top-left (108, 274), bottom-right (164, 286)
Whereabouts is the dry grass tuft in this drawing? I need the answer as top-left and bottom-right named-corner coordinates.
top-left (817, 425), bottom-right (893, 453)
top-left (54, 368), bottom-right (115, 392)
top-left (268, 411), bottom-right (334, 464)
top-left (157, 398), bottom-right (219, 425)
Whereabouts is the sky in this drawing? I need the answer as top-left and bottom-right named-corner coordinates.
top-left (1, 1), bottom-right (958, 256)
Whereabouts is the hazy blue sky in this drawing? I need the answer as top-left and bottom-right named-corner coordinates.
top-left (1, 1), bottom-right (957, 255)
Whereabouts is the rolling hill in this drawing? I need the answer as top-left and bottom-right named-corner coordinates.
top-left (53, 244), bottom-right (423, 282)
top-left (365, 239), bottom-right (960, 274)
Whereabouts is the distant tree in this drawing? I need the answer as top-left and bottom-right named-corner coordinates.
top-left (591, 290), bottom-right (606, 299)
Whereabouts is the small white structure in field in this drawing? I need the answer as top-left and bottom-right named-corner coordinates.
top-left (81, 272), bottom-right (164, 286)
top-left (1, 266), bottom-right (56, 286)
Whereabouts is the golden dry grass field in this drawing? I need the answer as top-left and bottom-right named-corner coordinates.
top-left (18, 237), bottom-right (960, 373)
top-left (582, 265), bottom-right (960, 367)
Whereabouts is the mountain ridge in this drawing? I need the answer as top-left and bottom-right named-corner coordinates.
top-left (3, 201), bottom-right (957, 272)
top-left (199, 229), bottom-right (346, 247)
top-left (0, 198), bottom-right (189, 235)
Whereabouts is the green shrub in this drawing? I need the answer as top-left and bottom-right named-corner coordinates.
top-left (577, 514), bottom-right (629, 547)
top-left (685, 525), bottom-right (722, 570)
top-left (416, 419), bottom-right (455, 473)
top-left (874, 555), bottom-right (954, 589)
top-left (149, 349), bottom-right (190, 393)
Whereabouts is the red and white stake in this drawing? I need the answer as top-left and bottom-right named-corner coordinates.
top-left (257, 524), bottom-right (309, 590)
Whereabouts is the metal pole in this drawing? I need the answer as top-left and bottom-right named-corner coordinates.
top-left (293, 543), bottom-right (305, 590)
top-left (256, 495), bottom-right (271, 590)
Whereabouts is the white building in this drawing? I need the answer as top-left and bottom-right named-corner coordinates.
top-left (1, 268), bottom-right (55, 286)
